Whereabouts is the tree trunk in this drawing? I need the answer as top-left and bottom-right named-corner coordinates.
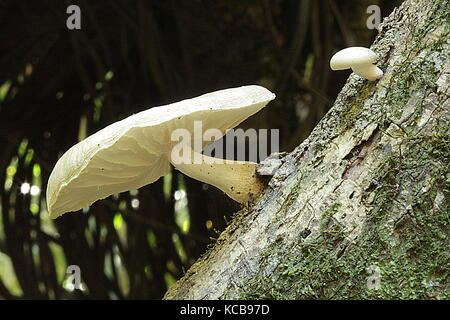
top-left (164, 0), bottom-right (449, 300)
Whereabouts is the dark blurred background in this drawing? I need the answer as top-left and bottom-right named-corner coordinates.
top-left (0, 0), bottom-right (403, 299)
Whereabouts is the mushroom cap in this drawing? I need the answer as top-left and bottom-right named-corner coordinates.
top-left (330, 47), bottom-right (378, 70)
top-left (47, 85), bottom-right (275, 219)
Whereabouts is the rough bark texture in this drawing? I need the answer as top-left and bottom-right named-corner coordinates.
top-left (164, 0), bottom-right (449, 300)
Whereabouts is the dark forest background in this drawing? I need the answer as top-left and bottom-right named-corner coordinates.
top-left (0, 0), bottom-right (403, 299)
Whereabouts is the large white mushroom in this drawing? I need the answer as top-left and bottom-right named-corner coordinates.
top-left (46, 85), bottom-right (275, 219)
top-left (330, 47), bottom-right (383, 81)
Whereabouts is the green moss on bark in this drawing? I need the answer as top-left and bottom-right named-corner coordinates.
top-left (237, 126), bottom-right (449, 299)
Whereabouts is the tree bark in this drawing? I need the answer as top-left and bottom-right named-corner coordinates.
top-left (164, 0), bottom-right (450, 300)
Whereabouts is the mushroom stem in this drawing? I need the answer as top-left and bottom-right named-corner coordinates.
top-left (352, 64), bottom-right (383, 81)
top-left (170, 150), bottom-right (265, 203)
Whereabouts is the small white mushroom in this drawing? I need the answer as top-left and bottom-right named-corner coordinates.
top-left (46, 85), bottom-right (275, 219)
top-left (330, 47), bottom-right (383, 81)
